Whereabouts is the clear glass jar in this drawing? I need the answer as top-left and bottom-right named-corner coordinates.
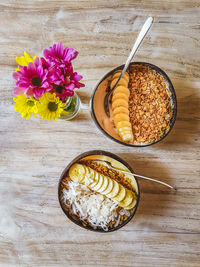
top-left (60, 92), bottom-right (81, 120)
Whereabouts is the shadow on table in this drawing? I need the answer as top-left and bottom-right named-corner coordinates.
top-left (72, 91), bottom-right (91, 121)
top-left (154, 80), bottom-right (200, 150)
top-left (118, 152), bottom-right (176, 213)
top-left (72, 110), bottom-right (91, 122)
top-left (78, 91), bottom-right (91, 105)
top-left (118, 153), bottom-right (178, 231)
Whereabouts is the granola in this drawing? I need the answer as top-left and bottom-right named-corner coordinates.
top-left (128, 65), bottom-right (172, 144)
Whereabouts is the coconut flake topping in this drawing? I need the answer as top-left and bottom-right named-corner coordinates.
top-left (62, 180), bottom-right (121, 230)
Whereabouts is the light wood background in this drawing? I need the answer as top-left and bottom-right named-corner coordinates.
top-left (0, 0), bottom-right (200, 266)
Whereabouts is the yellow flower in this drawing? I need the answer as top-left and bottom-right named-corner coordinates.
top-left (15, 51), bottom-right (37, 71)
top-left (13, 95), bottom-right (38, 120)
top-left (37, 93), bottom-right (66, 121)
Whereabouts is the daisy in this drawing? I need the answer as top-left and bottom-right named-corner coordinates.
top-left (43, 42), bottom-right (78, 67)
top-left (15, 51), bottom-right (37, 71)
top-left (13, 95), bottom-right (38, 119)
top-left (37, 92), bottom-right (66, 121)
top-left (49, 65), bottom-right (85, 99)
top-left (70, 72), bottom-right (85, 89)
top-left (13, 57), bottom-right (51, 99)
top-left (52, 84), bottom-right (75, 99)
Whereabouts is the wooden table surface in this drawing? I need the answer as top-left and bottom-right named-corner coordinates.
top-left (0, 0), bottom-right (200, 266)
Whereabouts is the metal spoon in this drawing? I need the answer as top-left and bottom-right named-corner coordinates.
top-left (90, 159), bottom-right (176, 190)
top-left (104, 17), bottom-right (154, 117)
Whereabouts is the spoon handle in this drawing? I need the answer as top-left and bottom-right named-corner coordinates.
top-left (89, 159), bottom-right (175, 190)
top-left (111, 167), bottom-right (176, 190)
top-left (110, 17), bottom-right (154, 91)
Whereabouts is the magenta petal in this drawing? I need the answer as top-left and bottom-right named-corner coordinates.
top-left (13, 71), bottom-right (23, 80)
top-left (66, 90), bottom-right (74, 97)
top-left (42, 81), bottom-right (51, 89)
top-left (64, 48), bottom-right (78, 62)
top-left (45, 87), bottom-right (52, 92)
top-left (37, 64), bottom-right (43, 77)
top-left (13, 87), bottom-right (25, 95)
top-left (62, 89), bottom-right (74, 97)
top-left (17, 80), bottom-right (30, 88)
top-left (25, 87), bottom-right (34, 97)
top-left (33, 57), bottom-right (40, 66)
top-left (41, 57), bottom-right (50, 69)
top-left (33, 89), bottom-right (44, 99)
top-left (73, 72), bottom-right (83, 81)
top-left (54, 80), bottom-right (61, 85)
top-left (43, 48), bottom-right (49, 59)
top-left (76, 81), bottom-right (85, 88)
top-left (65, 83), bottom-right (75, 90)
top-left (27, 62), bottom-right (35, 73)
top-left (57, 42), bottom-right (63, 56)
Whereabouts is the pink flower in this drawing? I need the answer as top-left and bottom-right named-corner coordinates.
top-left (43, 42), bottom-right (78, 67)
top-left (13, 43), bottom-right (85, 101)
top-left (49, 65), bottom-right (85, 99)
top-left (51, 84), bottom-right (75, 99)
top-left (71, 72), bottom-right (85, 89)
top-left (13, 57), bottom-right (51, 99)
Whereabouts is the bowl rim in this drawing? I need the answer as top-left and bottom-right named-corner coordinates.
top-left (90, 62), bottom-right (177, 147)
top-left (58, 150), bottom-right (140, 232)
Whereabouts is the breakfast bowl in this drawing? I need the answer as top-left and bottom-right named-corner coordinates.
top-left (58, 150), bottom-right (140, 232)
top-left (90, 62), bottom-right (177, 147)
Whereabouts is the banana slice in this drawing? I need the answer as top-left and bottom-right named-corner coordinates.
top-left (84, 166), bottom-right (96, 185)
top-left (124, 198), bottom-right (137, 210)
top-left (101, 178), bottom-right (114, 195)
top-left (119, 131), bottom-right (132, 137)
top-left (116, 121), bottom-right (132, 128)
top-left (106, 180), bottom-right (120, 198)
top-left (113, 70), bottom-right (129, 77)
top-left (119, 132), bottom-right (133, 140)
top-left (118, 130), bottom-right (132, 137)
top-left (81, 166), bottom-right (89, 184)
top-left (113, 184), bottom-right (126, 202)
top-left (112, 99), bottom-right (129, 110)
top-left (110, 77), bottom-right (128, 89)
top-left (113, 86), bottom-right (130, 96)
top-left (119, 190), bottom-right (134, 208)
top-left (92, 174), bottom-right (104, 191)
top-left (69, 163), bottom-right (86, 182)
top-left (112, 93), bottom-right (129, 102)
top-left (121, 133), bottom-right (133, 142)
top-left (118, 127), bottom-right (132, 133)
top-left (113, 106), bottom-right (129, 116)
top-left (89, 172), bottom-right (100, 190)
top-left (97, 176), bottom-right (109, 193)
top-left (112, 71), bottom-right (129, 83)
top-left (114, 113), bottom-right (130, 125)
top-left (69, 164), bottom-right (137, 210)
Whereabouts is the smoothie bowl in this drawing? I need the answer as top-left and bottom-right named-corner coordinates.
top-left (58, 150), bottom-right (140, 232)
top-left (90, 62), bottom-right (177, 147)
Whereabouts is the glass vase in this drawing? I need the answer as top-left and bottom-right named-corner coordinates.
top-left (60, 92), bottom-right (81, 120)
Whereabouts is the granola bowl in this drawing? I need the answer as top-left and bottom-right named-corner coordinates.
top-left (90, 62), bottom-right (177, 147)
top-left (58, 150), bottom-right (140, 232)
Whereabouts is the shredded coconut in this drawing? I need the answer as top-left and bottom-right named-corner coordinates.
top-left (62, 180), bottom-right (120, 230)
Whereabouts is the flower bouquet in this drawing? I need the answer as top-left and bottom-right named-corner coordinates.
top-left (13, 42), bottom-right (85, 120)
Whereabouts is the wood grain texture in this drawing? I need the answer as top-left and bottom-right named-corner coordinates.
top-left (0, 0), bottom-right (200, 266)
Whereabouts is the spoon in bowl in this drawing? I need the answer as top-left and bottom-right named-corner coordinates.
top-left (104, 17), bottom-right (153, 117)
top-left (90, 159), bottom-right (176, 190)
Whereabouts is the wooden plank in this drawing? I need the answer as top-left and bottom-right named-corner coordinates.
top-left (0, 0), bottom-right (200, 266)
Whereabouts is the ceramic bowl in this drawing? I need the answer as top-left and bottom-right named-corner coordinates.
top-left (58, 150), bottom-right (140, 232)
top-left (90, 62), bottom-right (177, 147)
